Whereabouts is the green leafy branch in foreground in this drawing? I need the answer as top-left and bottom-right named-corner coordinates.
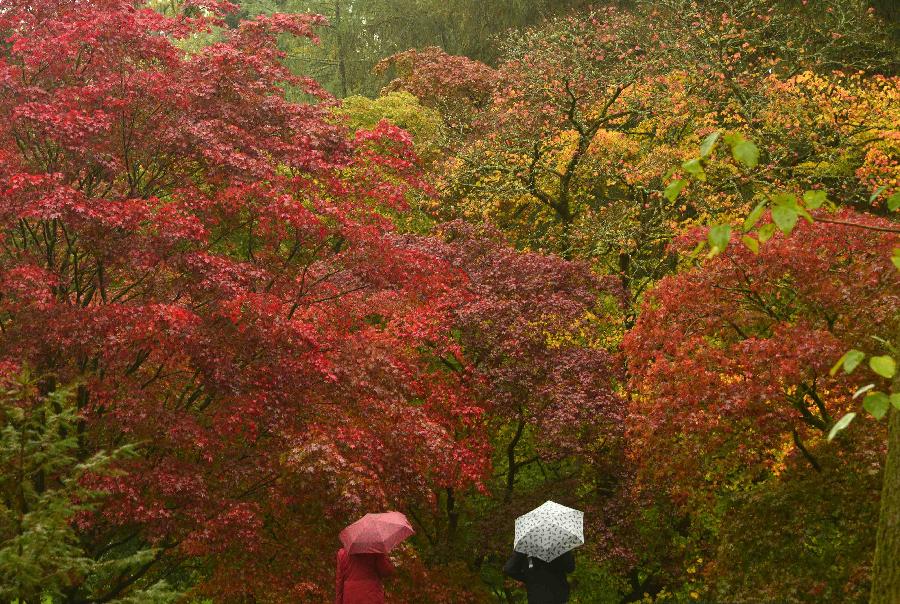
top-left (828, 346), bottom-right (899, 438)
top-left (665, 129), bottom-right (899, 435)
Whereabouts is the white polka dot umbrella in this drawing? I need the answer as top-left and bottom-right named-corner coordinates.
top-left (514, 500), bottom-right (584, 562)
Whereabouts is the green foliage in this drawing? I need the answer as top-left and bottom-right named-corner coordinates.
top-left (337, 91), bottom-right (445, 162)
top-left (568, 559), bottom-right (626, 603)
top-left (832, 349), bottom-right (867, 376)
top-left (863, 392), bottom-right (891, 420)
top-left (771, 203), bottom-right (799, 235)
top-left (870, 355), bottom-right (897, 379)
top-left (827, 413), bottom-right (857, 441)
top-left (803, 190), bottom-right (828, 210)
top-left (698, 130), bottom-right (721, 159)
top-left (741, 235), bottom-right (759, 254)
top-left (888, 191), bottom-right (900, 211)
top-left (743, 200), bottom-right (767, 232)
top-left (707, 224), bottom-right (731, 254)
top-left (730, 138), bottom-right (760, 169)
top-left (0, 376), bottom-right (88, 601)
top-left (713, 439), bottom-right (881, 603)
top-left (680, 158), bottom-right (706, 181)
top-left (0, 371), bottom-right (177, 603)
top-left (235, 0), bottom-right (590, 97)
top-left (664, 179), bottom-right (686, 202)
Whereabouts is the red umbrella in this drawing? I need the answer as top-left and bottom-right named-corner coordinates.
top-left (339, 511), bottom-right (415, 554)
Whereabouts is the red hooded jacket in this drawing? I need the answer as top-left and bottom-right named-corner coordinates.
top-left (335, 548), bottom-right (395, 604)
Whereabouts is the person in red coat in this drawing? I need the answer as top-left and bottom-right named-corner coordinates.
top-left (335, 548), bottom-right (396, 604)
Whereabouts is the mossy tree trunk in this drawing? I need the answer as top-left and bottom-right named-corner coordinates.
top-left (870, 373), bottom-right (900, 604)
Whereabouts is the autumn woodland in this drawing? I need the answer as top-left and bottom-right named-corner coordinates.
top-left (0, 1), bottom-right (898, 602)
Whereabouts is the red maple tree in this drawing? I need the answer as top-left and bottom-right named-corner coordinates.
top-left (624, 213), bottom-right (897, 496)
top-left (401, 222), bottom-right (627, 580)
top-left (376, 46), bottom-right (497, 135)
top-left (0, 0), bottom-right (487, 599)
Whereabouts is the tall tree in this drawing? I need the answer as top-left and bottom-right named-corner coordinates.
top-left (623, 213), bottom-right (898, 600)
top-left (0, 0), bottom-right (486, 599)
top-left (235, 0), bottom-right (592, 96)
top-left (872, 374), bottom-right (900, 603)
top-left (404, 222), bottom-right (627, 598)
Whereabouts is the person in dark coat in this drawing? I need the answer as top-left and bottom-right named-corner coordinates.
top-left (503, 550), bottom-right (575, 604)
top-left (335, 548), bottom-right (395, 604)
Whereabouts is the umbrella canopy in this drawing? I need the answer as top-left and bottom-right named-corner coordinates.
top-left (514, 500), bottom-right (584, 562)
top-left (339, 511), bottom-right (414, 554)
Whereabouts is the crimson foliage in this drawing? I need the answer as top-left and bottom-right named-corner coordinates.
top-left (620, 214), bottom-right (898, 599)
top-left (0, 0), bottom-right (486, 599)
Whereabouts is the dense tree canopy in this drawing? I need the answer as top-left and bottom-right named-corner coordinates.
top-left (230, 0), bottom-right (591, 97)
top-left (620, 214), bottom-right (897, 600)
top-left (0, 0), bottom-right (485, 598)
top-left (1, 0), bottom-right (898, 603)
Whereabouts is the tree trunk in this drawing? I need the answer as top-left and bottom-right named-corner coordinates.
top-left (504, 416), bottom-right (526, 503)
top-left (870, 394), bottom-right (900, 604)
top-left (334, 0), bottom-right (348, 98)
top-left (446, 487), bottom-right (458, 540)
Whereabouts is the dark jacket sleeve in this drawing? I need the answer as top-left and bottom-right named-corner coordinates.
top-left (503, 552), bottom-right (528, 582)
top-left (551, 550), bottom-right (575, 574)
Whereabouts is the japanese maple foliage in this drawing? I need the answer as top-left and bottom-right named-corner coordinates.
top-left (427, 222), bottom-right (624, 464)
top-left (0, 0), bottom-right (486, 599)
top-left (623, 213), bottom-right (898, 505)
top-left (617, 213), bottom-right (897, 598)
top-left (376, 46), bottom-right (497, 135)
top-left (403, 222), bottom-right (628, 573)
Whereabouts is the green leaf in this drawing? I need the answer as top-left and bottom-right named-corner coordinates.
top-left (893, 255), bottom-right (900, 271)
top-left (778, 193), bottom-right (811, 220)
top-left (888, 191), bottom-right (900, 212)
top-left (757, 222), bottom-right (776, 243)
top-left (869, 355), bottom-right (896, 379)
top-left (852, 384), bottom-right (875, 399)
top-left (802, 190), bottom-right (827, 210)
top-left (827, 412), bottom-right (856, 441)
top-left (699, 130), bottom-right (721, 158)
top-left (863, 392), bottom-right (890, 420)
top-left (869, 185), bottom-right (887, 203)
top-left (664, 179), bottom-right (686, 202)
top-left (681, 158), bottom-right (706, 181)
top-left (743, 200), bottom-right (767, 232)
top-left (891, 393), bottom-right (900, 411)
top-left (688, 240), bottom-right (707, 258)
top-left (741, 235), bottom-right (759, 254)
top-left (771, 205), bottom-right (798, 234)
top-left (708, 224), bottom-right (731, 254)
top-left (770, 192), bottom-right (797, 206)
top-left (731, 140), bottom-right (759, 169)
top-left (830, 349), bottom-right (865, 376)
